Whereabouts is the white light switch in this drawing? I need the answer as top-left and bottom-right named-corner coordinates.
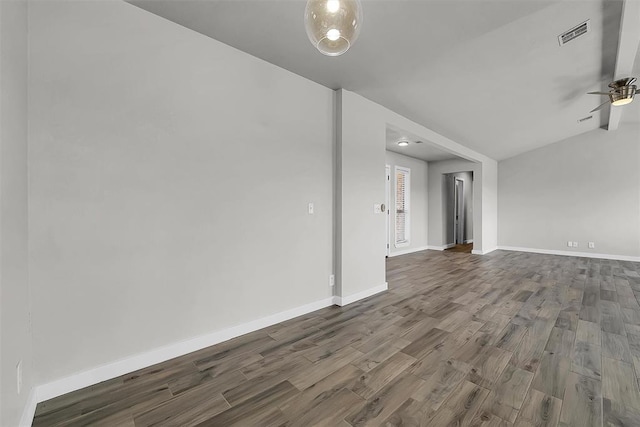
top-left (308, 203), bottom-right (314, 214)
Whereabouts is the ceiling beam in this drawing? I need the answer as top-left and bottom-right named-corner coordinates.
top-left (608, 0), bottom-right (640, 131)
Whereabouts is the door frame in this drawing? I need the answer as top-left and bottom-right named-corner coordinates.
top-left (454, 177), bottom-right (464, 244)
top-left (385, 165), bottom-right (391, 257)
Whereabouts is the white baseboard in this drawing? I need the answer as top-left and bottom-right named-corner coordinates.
top-left (333, 283), bottom-right (388, 307)
top-left (36, 296), bottom-right (335, 403)
top-left (388, 245), bottom-right (430, 257)
top-left (19, 387), bottom-right (38, 427)
top-left (472, 247), bottom-right (497, 255)
top-left (497, 246), bottom-right (640, 262)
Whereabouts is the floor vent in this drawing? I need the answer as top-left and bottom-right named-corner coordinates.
top-left (558, 20), bottom-right (590, 46)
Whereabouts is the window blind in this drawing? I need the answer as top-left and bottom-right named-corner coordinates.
top-left (395, 167), bottom-right (410, 246)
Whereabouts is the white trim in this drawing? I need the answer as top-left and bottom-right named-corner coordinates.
top-left (497, 246), bottom-right (640, 262)
top-left (453, 177), bottom-right (464, 245)
top-left (19, 387), bottom-right (38, 427)
top-left (385, 164), bottom-right (391, 257)
top-left (394, 166), bottom-right (410, 247)
top-left (472, 247), bottom-right (497, 255)
top-left (333, 283), bottom-right (388, 307)
top-left (35, 296), bottom-right (335, 403)
top-left (389, 245), bottom-right (430, 257)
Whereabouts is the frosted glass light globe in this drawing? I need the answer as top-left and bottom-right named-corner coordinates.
top-left (304, 0), bottom-right (363, 56)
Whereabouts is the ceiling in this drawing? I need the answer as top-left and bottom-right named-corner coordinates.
top-left (131, 0), bottom-right (639, 160)
top-left (386, 126), bottom-right (461, 162)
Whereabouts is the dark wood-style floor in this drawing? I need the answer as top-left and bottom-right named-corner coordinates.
top-left (446, 243), bottom-right (474, 253)
top-left (33, 250), bottom-right (640, 426)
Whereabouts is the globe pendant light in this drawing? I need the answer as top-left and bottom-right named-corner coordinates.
top-left (304, 0), bottom-right (363, 56)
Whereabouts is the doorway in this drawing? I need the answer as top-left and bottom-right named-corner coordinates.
top-left (443, 171), bottom-right (473, 253)
top-left (454, 178), bottom-right (464, 245)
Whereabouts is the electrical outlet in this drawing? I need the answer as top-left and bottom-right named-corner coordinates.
top-left (329, 274), bottom-right (335, 287)
top-left (567, 241), bottom-right (572, 247)
top-left (572, 242), bottom-right (579, 248)
top-left (16, 361), bottom-right (22, 395)
top-left (588, 242), bottom-right (595, 249)
top-left (308, 203), bottom-right (314, 215)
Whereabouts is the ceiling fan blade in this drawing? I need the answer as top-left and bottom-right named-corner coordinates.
top-left (590, 101), bottom-right (610, 113)
top-left (587, 91), bottom-right (610, 95)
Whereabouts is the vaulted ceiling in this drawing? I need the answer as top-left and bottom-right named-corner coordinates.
top-left (132, 0), bottom-right (639, 160)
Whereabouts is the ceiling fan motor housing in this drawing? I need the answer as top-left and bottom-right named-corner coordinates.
top-left (609, 85), bottom-right (636, 104)
top-left (609, 77), bottom-right (637, 89)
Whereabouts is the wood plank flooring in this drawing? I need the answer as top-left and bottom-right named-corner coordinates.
top-left (445, 243), bottom-right (473, 253)
top-left (33, 250), bottom-right (640, 426)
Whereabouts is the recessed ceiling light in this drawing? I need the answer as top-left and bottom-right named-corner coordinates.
top-left (397, 140), bottom-right (409, 147)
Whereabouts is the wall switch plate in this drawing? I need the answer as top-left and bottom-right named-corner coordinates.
top-left (588, 242), bottom-right (595, 249)
top-left (567, 241), bottom-right (572, 247)
top-left (572, 242), bottom-right (579, 248)
top-left (374, 204), bottom-right (382, 213)
top-left (329, 274), bottom-right (335, 287)
top-left (16, 361), bottom-right (22, 395)
top-left (308, 203), bottom-right (314, 214)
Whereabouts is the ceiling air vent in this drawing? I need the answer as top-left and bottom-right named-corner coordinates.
top-left (558, 20), bottom-right (590, 46)
top-left (415, 140), bottom-right (424, 144)
top-left (578, 115), bottom-right (593, 123)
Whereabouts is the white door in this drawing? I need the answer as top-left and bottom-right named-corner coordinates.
top-left (385, 165), bottom-right (391, 256)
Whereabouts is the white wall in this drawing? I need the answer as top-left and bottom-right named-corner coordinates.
top-left (499, 124), bottom-right (640, 258)
top-left (428, 160), bottom-right (482, 250)
top-left (335, 90), bottom-right (387, 300)
top-left (385, 151), bottom-right (429, 255)
top-left (482, 159), bottom-right (499, 253)
top-left (21, 1), bottom-right (500, 408)
top-left (29, 0), bottom-right (334, 386)
top-left (0, 0), bottom-right (34, 424)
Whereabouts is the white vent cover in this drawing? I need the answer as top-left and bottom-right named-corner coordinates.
top-left (558, 20), bottom-right (590, 46)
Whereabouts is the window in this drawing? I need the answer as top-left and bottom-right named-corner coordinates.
top-left (395, 166), bottom-right (410, 247)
